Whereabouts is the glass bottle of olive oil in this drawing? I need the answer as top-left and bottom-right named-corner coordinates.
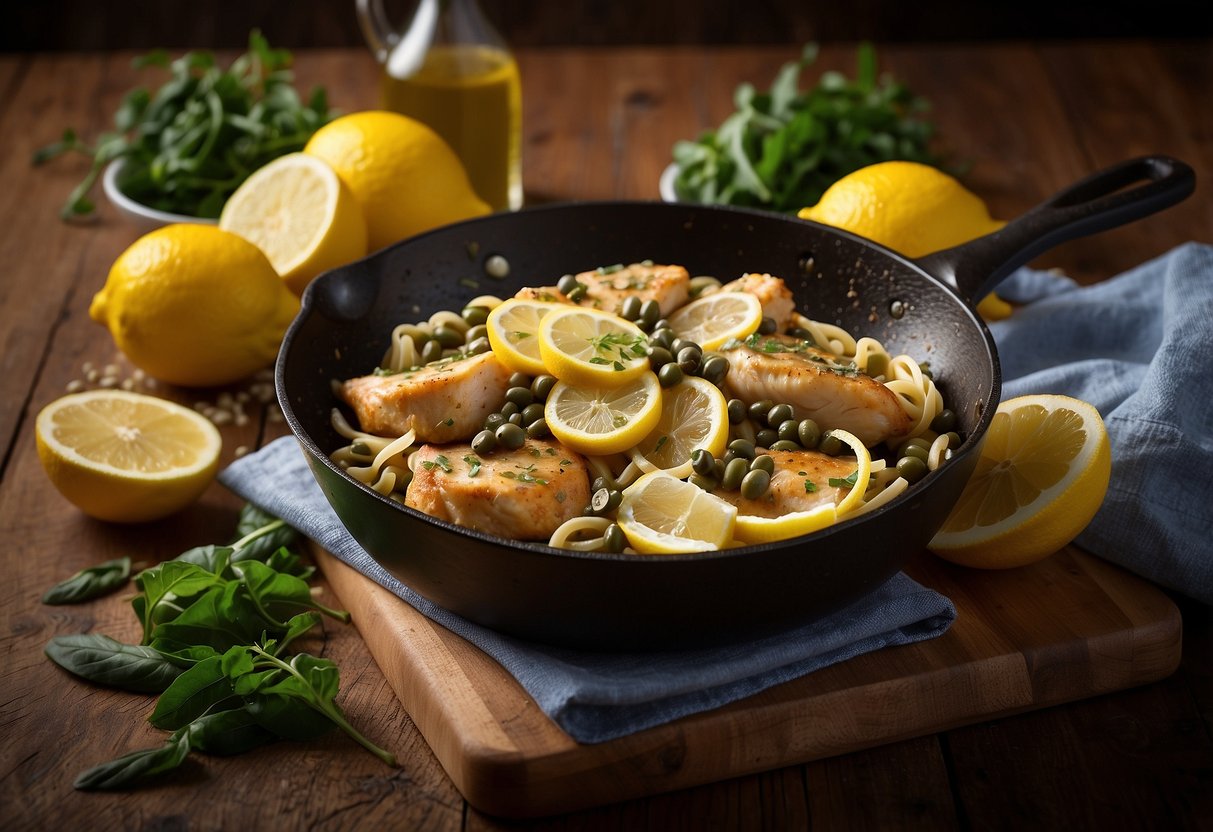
top-left (357, 0), bottom-right (522, 212)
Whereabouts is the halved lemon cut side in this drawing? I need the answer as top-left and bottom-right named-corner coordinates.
top-left (617, 471), bottom-right (737, 554)
top-left (35, 390), bottom-right (222, 523)
top-left (929, 394), bottom-right (1111, 569)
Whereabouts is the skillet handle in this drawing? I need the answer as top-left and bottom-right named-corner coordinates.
top-left (916, 155), bottom-right (1195, 306)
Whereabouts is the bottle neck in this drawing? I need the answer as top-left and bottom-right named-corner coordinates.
top-left (386, 0), bottom-right (506, 78)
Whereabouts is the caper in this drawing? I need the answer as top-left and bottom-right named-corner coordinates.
top-left (471, 429), bottom-right (497, 456)
top-left (897, 436), bottom-right (932, 458)
top-left (658, 363), bottom-right (683, 388)
top-left (466, 336), bottom-right (491, 355)
top-left (603, 523), bottom-right (627, 553)
top-left (919, 361), bottom-right (934, 380)
top-left (433, 325), bottom-right (464, 349)
top-left (484, 412), bottom-right (506, 432)
top-left (647, 346), bottom-right (674, 368)
top-left (865, 353), bottom-right (888, 378)
top-left (758, 316), bottom-right (777, 335)
top-left (769, 439), bottom-right (800, 451)
top-left (649, 329), bottom-right (675, 350)
top-left (508, 371), bottom-right (531, 388)
top-left (699, 355), bottom-right (730, 384)
top-left (819, 433), bottom-right (843, 456)
top-left (508, 412), bottom-right (524, 426)
top-left (591, 476), bottom-right (611, 492)
top-left (767, 403), bottom-right (794, 427)
top-left (495, 422), bottom-right (526, 450)
top-left (727, 398), bottom-right (746, 425)
top-left (671, 337), bottom-right (700, 355)
top-left (896, 455), bottom-right (928, 483)
top-left (499, 400), bottom-right (520, 418)
top-left (639, 299), bottom-right (661, 327)
top-left (776, 419), bottom-right (800, 443)
top-left (721, 457), bottom-right (749, 490)
top-left (756, 428), bottom-right (778, 448)
top-left (728, 438), bottom-right (756, 460)
top-left (677, 352), bottom-right (700, 375)
top-left (521, 403), bottom-right (545, 424)
top-left (526, 418), bottom-right (550, 438)
top-left (945, 431), bottom-right (962, 450)
top-left (787, 326), bottom-right (812, 340)
top-left (591, 487), bottom-right (622, 513)
top-left (722, 449), bottom-right (740, 465)
top-left (531, 374), bottom-right (557, 401)
top-left (567, 284), bottom-right (588, 303)
top-left (421, 339), bottom-right (444, 363)
top-left (461, 305), bottom-right (490, 327)
top-left (350, 441), bottom-right (372, 457)
top-left (506, 386), bottom-right (534, 407)
top-left (902, 444), bottom-right (929, 463)
top-left (740, 468), bottom-right (772, 500)
top-left (749, 454), bottom-right (775, 475)
top-left (797, 419), bottom-right (821, 449)
top-left (556, 274), bottom-right (580, 295)
top-left (652, 318), bottom-right (671, 333)
top-left (691, 448), bottom-right (716, 476)
top-left (713, 459), bottom-right (726, 480)
top-left (930, 408), bottom-right (957, 434)
top-left (411, 330), bottom-right (432, 347)
top-left (465, 324), bottom-right (488, 343)
top-left (620, 296), bottom-right (643, 321)
top-left (676, 343), bottom-right (702, 364)
top-left (748, 399), bottom-right (774, 424)
top-left (689, 473), bottom-right (719, 492)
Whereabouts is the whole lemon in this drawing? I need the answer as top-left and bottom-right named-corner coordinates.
top-left (799, 161), bottom-right (1005, 257)
top-left (303, 110), bottom-right (491, 251)
top-left (89, 224), bottom-right (299, 387)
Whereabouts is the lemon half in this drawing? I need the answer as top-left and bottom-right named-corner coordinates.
top-left (617, 471), bottom-right (737, 554)
top-left (219, 152), bottom-right (367, 295)
top-left (929, 394), bottom-right (1111, 569)
top-left (36, 390), bottom-right (222, 523)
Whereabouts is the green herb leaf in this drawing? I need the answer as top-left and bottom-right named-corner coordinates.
top-left (44, 634), bottom-right (183, 694)
top-left (42, 556), bottom-right (131, 605)
top-left (463, 454), bottom-right (482, 477)
top-left (829, 470), bottom-right (860, 488)
top-left (185, 707), bottom-right (276, 756)
top-left (150, 656), bottom-right (238, 730)
top-left (803, 478), bottom-right (818, 493)
top-left (74, 731), bottom-right (192, 791)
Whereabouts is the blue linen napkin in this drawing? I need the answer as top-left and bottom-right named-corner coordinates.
top-left (990, 242), bottom-right (1213, 604)
top-left (219, 437), bottom-right (955, 743)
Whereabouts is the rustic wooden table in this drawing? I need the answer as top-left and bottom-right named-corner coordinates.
top-left (1, 42), bottom-right (1210, 830)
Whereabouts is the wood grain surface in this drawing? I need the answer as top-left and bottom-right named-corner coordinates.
top-left (1, 42), bottom-right (1211, 831)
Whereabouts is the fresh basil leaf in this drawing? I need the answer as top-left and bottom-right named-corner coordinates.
top-left (149, 656), bottom-right (238, 730)
top-left (42, 556), bottom-right (131, 605)
top-left (44, 634), bottom-right (182, 694)
top-left (234, 560), bottom-right (349, 624)
top-left (74, 730), bottom-right (191, 791)
top-left (171, 544), bottom-right (233, 574)
top-left (186, 707), bottom-right (275, 756)
top-left (230, 506), bottom-right (298, 564)
top-left (149, 583), bottom-right (276, 654)
top-left (136, 561), bottom-right (225, 641)
top-left (245, 692), bottom-right (335, 742)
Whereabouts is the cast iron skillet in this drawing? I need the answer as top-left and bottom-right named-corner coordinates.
top-left (278, 156), bottom-right (1193, 651)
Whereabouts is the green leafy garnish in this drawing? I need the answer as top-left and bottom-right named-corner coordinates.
top-left (671, 43), bottom-right (944, 214)
top-left (588, 331), bottom-right (648, 368)
top-left (501, 464), bottom-right (548, 485)
top-left (803, 478), bottom-right (818, 493)
top-left (421, 454), bottom-right (453, 473)
top-left (34, 30), bottom-right (333, 220)
top-left (829, 470), bottom-right (860, 488)
top-left (463, 454), bottom-right (482, 477)
top-left (41, 556), bottom-right (131, 605)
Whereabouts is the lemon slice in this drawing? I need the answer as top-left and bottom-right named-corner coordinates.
top-left (538, 307), bottom-right (650, 387)
top-left (486, 298), bottom-right (561, 376)
top-left (929, 394), bottom-right (1111, 569)
top-left (218, 153), bottom-right (368, 295)
top-left (733, 503), bottom-right (838, 545)
top-left (617, 471), bottom-right (738, 554)
top-left (544, 372), bottom-right (662, 455)
top-left (825, 428), bottom-right (872, 517)
top-left (665, 291), bottom-right (763, 350)
top-left (632, 376), bottom-right (729, 477)
top-left (35, 390), bottom-right (222, 523)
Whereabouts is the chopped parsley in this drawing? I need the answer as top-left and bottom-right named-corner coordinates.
top-left (510, 330), bottom-right (533, 340)
top-left (721, 333), bottom-right (858, 376)
top-left (462, 454), bottom-right (482, 477)
top-left (438, 417), bottom-right (455, 427)
top-left (587, 331), bottom-right (648, 368)
top-left (803, 478), bottom-right (818, 493)
top-left (654, 435), bottom-right (669, 453)
top-left (421, 454), bottom-right (453, 473)
top-left (596, 263), bottom-right (624, 275)
top-left (501, 463), bottom-right (547, 485)
top-left (828, 470), bottom-right (859, 488)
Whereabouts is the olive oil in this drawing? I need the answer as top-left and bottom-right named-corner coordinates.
top-left (381, 44), bottom-right (522, 212)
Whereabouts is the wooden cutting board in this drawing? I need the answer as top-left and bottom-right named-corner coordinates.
top-left (311, 544), bottom-right (1180, 819)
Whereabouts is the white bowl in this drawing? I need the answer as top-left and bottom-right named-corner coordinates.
top-left (658, 162), bottom-right (680, 203)
top-left (103, 160), bottom-right (217, 232)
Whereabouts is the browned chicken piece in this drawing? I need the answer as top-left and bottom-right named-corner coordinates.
top-left (338, 350), bottom-right (511, 443)
top-left (721, 273), bottom-right (797, 330)
top-left (725, 334), bottom-right (912, 447)
top-left (513, 286), bottom-right (572, 303)
top-left (574, 262), bottom-right (690, 316)
top-left (714, 449), bottom-right (858, 518)
top-left (405, 439), bottom-right (591, 540)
